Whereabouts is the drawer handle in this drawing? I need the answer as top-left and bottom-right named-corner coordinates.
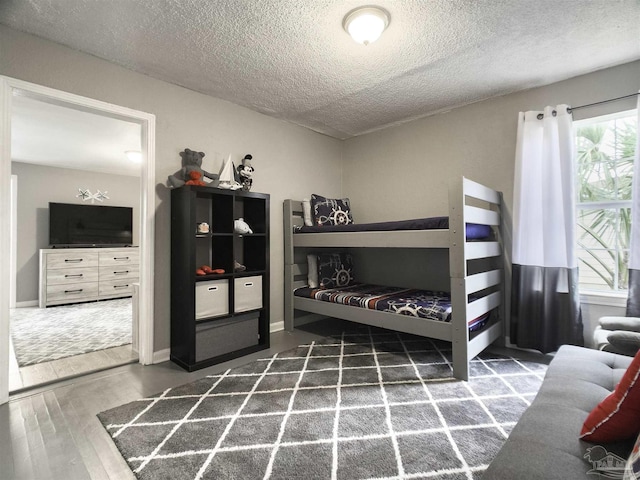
top-left (208, 286), bottom-right (218, 291)
top-left (113, 257), bottom-right (129, 261)
top-left (64, 274), bottom-right (83, 278)
top-left (244, 282), bottom-right (253, 287)
top-left (65, 258), bottom-right (83, 263)
top-left (113, 270), bottom-right (130, 275)
top-left (64, 289), bottom-right (83, 294)
top-left (113, 284), bottom-right (130, 289)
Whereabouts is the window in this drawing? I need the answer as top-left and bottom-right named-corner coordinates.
top-left (575, 109), bottom-right (637, 292)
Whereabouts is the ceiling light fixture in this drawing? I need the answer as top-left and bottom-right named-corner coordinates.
top-left (343, 6), bottom-right (390, 46)
top-left (125, 150), bottom-right (142, 163)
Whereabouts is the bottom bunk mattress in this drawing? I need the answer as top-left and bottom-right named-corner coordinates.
top-left (294, 283), bottom-right (488, 332)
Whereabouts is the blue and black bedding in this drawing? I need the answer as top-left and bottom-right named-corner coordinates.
top-left (294, 283), bottom-right (489, 332)
top-left (294, 217), bottom-right (492, 240)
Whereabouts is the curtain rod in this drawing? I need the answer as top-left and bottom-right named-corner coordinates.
top-left (569, 92), bottom-right (639, 113)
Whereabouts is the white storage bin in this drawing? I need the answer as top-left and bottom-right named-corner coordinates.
top-left (234, 275), bottom-right (263, 313)
top-left (195, 279), bottom-right (229, 320)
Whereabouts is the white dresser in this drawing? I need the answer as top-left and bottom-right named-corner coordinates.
top-left (39, 247), bottom-right (139, 307)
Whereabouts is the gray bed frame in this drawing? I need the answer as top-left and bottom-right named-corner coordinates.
top-left (283, 177), bottom-right (504, 380)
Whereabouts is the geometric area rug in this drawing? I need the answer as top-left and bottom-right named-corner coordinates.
top-left (98, 326), bottom-right (547, 480)
top-left (10, 298), bottom-right (132, 367)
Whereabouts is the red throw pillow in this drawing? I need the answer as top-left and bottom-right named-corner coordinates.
top-left (581, 350), bottom-right (640, 443)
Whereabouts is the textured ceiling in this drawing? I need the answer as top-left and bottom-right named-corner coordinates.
top-left (1, 0), bottom-right (640, 139)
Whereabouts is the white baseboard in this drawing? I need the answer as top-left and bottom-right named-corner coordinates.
top-left (152, 348), bottom-right (170, 364)
top-left (270, 321), bottom-right (284, 333)
top-left (15, 300), bottom-right (38, 308)
top-left (153, 316), bottom-right (326, 364)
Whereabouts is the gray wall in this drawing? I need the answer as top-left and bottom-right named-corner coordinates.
top-left (343, 60), bottom-right (640, 346)
top-left (1, 25), bottom-right (343, 352)
top-left (11, 162), bottom-right (141, 303)
top-left (2, 23), bottom-right (637, 353)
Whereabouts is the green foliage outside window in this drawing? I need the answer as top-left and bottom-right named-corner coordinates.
top-left (576, 113), bottom-right (636, 291)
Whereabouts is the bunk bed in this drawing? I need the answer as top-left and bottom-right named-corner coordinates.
top-left (283, 177), bottom-right (504, 381)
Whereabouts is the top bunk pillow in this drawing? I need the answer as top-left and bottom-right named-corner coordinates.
top-left (302, 199), bottom-right (313, 227)
top-left (310, 194), bottom-right (354, 226)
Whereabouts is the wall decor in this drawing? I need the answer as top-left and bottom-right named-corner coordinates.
top-left (76, 188), bottom-right (110, 203)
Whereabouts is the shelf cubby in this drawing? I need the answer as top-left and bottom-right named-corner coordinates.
top-left (171, 186), bottom-right (270, 371)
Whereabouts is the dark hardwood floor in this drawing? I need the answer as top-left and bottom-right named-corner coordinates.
top-left (0, 326), bottom-right (328, 480)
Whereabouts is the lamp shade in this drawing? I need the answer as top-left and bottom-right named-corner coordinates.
top-left (343, 6), bottom-right (390, 45)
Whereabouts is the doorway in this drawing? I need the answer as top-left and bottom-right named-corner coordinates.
top-left (0, 76), bottom-right (156, 403)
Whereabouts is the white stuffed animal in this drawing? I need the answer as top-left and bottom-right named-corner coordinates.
top-left (234, 218), bottom-right (253, 234)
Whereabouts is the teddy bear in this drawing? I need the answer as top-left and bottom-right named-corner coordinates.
top-left (167, 148), bottom-right (219, 188)
top-left (236, 154), bottom-right (254, 191)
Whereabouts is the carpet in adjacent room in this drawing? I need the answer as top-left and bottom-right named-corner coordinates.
top-left (98, 327), bottom-right (547, 480)
top-left (10, 298), bottom-right (132, 366)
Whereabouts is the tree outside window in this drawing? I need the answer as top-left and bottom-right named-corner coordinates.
top-left (575, 110), bottom-right (637, 292)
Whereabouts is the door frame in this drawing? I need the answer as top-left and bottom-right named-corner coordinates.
top-left (0, 76), bottom-right (156, 404)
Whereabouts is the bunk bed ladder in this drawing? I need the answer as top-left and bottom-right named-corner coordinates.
top-left (449, 177), bottom-right (504, 380)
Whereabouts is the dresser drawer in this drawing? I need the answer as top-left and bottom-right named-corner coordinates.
top-left (99, 251), bottom-right (139, 267)
top-left (234, 276), bottom-right (263, 313)
top-left (99, 265), bottom-right (140, 282)
top-left (99, 280), bottom-right (135, 297)
top-left (46, 252), bottom-right (99, 269)
top-left (195, 279), bottom-right (229, 320)
top-left (46, 282), bottom-right (99, 304)
top-left (47, 266), bottom-right (99, 286)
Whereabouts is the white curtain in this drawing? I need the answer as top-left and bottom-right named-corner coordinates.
top-left (511, 105), bottom-right (583, 352)
top-left (628, 94), bottom-right (640, 317)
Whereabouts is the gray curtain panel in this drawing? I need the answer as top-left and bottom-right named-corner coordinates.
top-left (511, 105), bottom-right (584, 353)
top-left (511, 265), bottom-right (583, 353)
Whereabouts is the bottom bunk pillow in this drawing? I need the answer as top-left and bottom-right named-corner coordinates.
top-left (294, 283), bottom-right (489, 330)
top-left (317, 253), bottom-right (355, 288)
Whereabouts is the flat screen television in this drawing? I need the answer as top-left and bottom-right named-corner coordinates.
top-left (49, 202), bottom-right (133, 247)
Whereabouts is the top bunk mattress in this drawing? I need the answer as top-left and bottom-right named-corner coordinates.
top-left (294, 217), bottom-right (492, 240)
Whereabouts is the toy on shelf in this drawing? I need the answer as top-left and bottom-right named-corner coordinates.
top-left (167, 148), bottom-right (218, 188)
top-left (196, 265), bottom-right (225, 276)
top-left (234, 261), bottom-right (247, 272)
top-left (234, 218), bottom-right (253, 234)
top-left (196, 222), bottom-right (210, 234)
top-left (236, 154), bottom-right (254, 191)
top-left (185, 170), bottom-right (206, 186)
top-left (217, 154), bottom-right (242, 190)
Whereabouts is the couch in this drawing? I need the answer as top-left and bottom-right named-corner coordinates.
top-left (594, 316), bottom-right (640, 356)
top-left (483, 345), bottom-right (635, 479)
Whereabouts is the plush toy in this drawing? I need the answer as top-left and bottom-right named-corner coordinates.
top-left (196, 265), bottom-right (225, 275)
top-left (236, 154), bottom-right (254, 191)
top-left (184, 170), bottom-right (206, 186)
top-left (234, 218), bottom-right (253, 234)
top-left (167, 148), bottom-right (219, 188)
